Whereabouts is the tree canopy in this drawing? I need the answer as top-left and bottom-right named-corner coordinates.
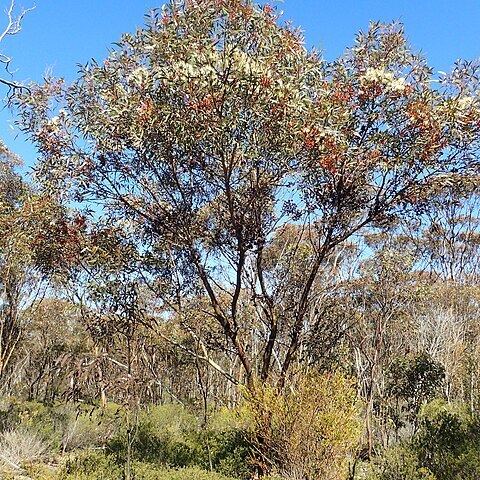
top-left (17, 0), bottom-right (480, 389)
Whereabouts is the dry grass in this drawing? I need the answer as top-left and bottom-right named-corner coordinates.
top-left (0, 428), bottom-right (48, 471)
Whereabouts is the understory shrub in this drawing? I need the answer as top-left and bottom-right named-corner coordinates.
top-left (414, 400), bottom-right (480, 480)
top-left (60, 449), bottom-right (240, 480)
top-left (368, 400), bottom-right (480, 480)
top-left (244, 370), bottom-right (361, 479)
top-left (106, 404), bottom-right (251, 478)
top-left (59, 450), bottom-right (124, 479)
top-left (107, 404), bottom-right (201, 467)
top-left (369, 444), bottom-right (436, 480)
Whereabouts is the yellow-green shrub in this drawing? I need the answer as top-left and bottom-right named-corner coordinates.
top-left (243, 370), bottom-right (362, 479)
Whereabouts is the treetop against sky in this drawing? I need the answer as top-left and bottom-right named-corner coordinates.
top-left (0, 0), bottom-right (479, 167)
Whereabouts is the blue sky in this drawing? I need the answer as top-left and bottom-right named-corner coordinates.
top-left (1, 0), bottom-right (480, 171)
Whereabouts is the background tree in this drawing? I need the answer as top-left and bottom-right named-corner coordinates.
top-left (406, 186), bottom-right (480, 284)
top-left (0, 146), bottom-right (48, 382)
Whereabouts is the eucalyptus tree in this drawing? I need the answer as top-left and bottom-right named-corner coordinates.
top-left (18, 0), bottom-right (480, 389)
top-left (0, 145), bottom-right (56, 381)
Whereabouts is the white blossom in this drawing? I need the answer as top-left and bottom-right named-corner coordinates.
top-left (129, 66), bottom-right (150, 86)
top-left (167, 47), bottom-right (269, 87)
top-left (457, 95), bottom-right (474, 109)
top-left (360, 67), bottom-right (406, 93)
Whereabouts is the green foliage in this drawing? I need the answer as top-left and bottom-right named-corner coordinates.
top-left (204, 424), bottom-right (250, 479)
top-left (107, 404), bottom-right (201, 467)
top-left (59, 450), bottom-right (240, 480)
top-left (0, 399), bottom-right (250, 479)
top-left (0, 398), bottom-right (123, 456)
top-left (387, 354), bottom-right (445, 407)
top-left (59, 450), bottom-right (123, 480)
top-left (369, 445), bottom-right (436, 480)
top-left (131, 465), bottom-right (239, 480)
top-left (386, 353), bottom-right (445, 424)
top-left (19, 463), bottom-right (60, 480)
top-left (0, 398), bottom-right (62, 449)
top-left (414, 400), bottom-right (480, 480)
top-left (106, 404), bottom-right (250, 479)
top-left (0, 143), bottom-right (24, 210)
top-left (369, 400), bottom-right (480, 480)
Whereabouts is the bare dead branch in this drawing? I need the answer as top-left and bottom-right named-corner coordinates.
top-left (0, 0), bottom-right (34, 97)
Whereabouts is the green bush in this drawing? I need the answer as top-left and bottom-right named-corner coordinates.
top-left (0, 400), bottom-right (250, 479)
top-left (105, 404), bottom-right (251, 479)
top-left (370, 445), bottom-right (436, 480)
top-left (205, 427), bottom-right (250, 479)
top-left (58, 450), bottom-right (124, 479)
top-left (132, 465), bottom-right (240, 480)
top-left (107, 404), bottom-right (201, 467)
top-left (414, 400), bottom-right (480, 480)
top-left (0, 397), bottom-right (124, 455)
top-left (59, 450), bottom-right (239, 480)
top-left (0, 397), bottom-right (64, 451)
top-left (370, 400), bottom-right (480, 480)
